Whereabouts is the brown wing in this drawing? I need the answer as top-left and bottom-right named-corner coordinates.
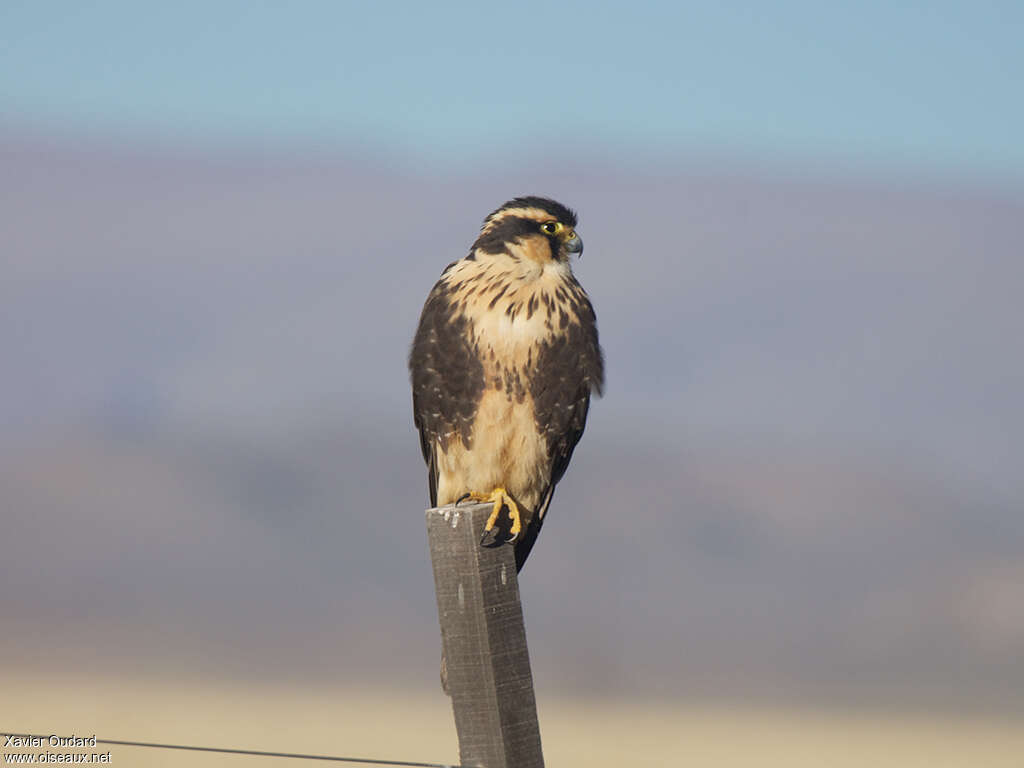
top-left (409, 274), bottom-right (485, 507)
top-left (515, 289), bottom-right (604, 571)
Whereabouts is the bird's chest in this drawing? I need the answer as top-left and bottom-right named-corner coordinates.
top-left (471, 312), bottom-right (550, 397)
top-left (437, 294), bottom-right (556, 504)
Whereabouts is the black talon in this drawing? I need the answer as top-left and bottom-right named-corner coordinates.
top-left (479, 502), bottom-right (515, 548)
top-left (480, 527), bottom-right (503, 548)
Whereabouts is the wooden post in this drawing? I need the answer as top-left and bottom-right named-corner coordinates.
top-left (426, 503), bottom-right (545, 768)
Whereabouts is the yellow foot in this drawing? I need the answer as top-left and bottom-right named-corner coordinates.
top-left (459, 487), bottom-right (522, 543)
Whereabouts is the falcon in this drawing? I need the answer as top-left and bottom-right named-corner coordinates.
top-left (410, 196), bottom-right (603, 571)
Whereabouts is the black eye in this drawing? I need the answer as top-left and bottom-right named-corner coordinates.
top-left (541, 222), bottom-right (558, 234)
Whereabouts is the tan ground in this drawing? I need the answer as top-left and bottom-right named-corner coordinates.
top-left (2, 671), bottom-right (1022, 767)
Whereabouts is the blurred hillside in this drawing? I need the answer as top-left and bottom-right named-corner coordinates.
top-left (2, 127), bottom-right (1022, 712)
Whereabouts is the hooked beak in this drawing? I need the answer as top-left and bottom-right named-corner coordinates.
top-left (564, 232), bottom-right (583, 257)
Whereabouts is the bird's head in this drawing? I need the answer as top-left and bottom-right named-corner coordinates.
top-left (473, 196), bottom-right (583, 264)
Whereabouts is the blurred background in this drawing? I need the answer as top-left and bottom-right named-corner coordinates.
top-left (2, 2), bottom-right (1023, 765)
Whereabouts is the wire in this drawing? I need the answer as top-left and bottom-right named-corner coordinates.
top-left (0, 733), bottom-right (464, 767)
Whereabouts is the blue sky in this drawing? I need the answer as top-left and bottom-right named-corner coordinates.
top-left (2, 1), bottom-right (1023, 178)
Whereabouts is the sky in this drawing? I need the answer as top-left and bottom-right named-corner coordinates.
top-left (2, 1), bottom-right (1023, 178)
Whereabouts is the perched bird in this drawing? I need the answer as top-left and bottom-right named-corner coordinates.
top-left (410, 196), bottom-right (603, 572)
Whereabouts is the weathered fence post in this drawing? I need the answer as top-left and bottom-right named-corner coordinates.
top-left (426, 503), bottom-right (545, 768)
